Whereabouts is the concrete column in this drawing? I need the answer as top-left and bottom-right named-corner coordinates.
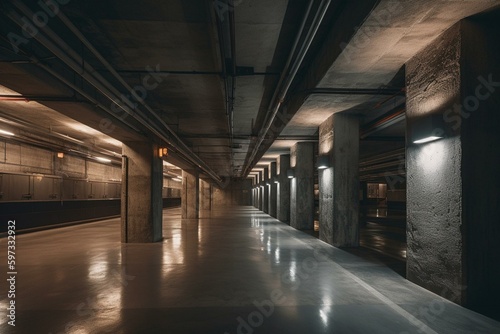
top-left (277, 154), bottom-right (290, 224)
top-left (406, 17), bottom-right (500, 309)
top-left (262, 166), bottom-right (269, 214)
top-left (121, 141), bottom-right (163, 243)
top-left (319, 113), bottom-right (359, 247)
top-left (257, 171), bottom-right (263, 210)
top-left (199, 179), bottom-right (212, 211)
top-left (182, 170), bottom-right (199, 219)
top-left (269, 162), bottom-right (278, 218)
top-left (253, 176), bottom-right (258, 208)
top-left (290, 142), bottom-right (314, 230)
top-left (254, 176), bottom-right (259, 208)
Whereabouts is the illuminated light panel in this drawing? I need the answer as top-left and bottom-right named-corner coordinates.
top-left (95, 157), bottom-right (112, 163)
top-left (0, 129), bottom-right (15, 136)
top-left (413, 136), bottom-right (443, 144)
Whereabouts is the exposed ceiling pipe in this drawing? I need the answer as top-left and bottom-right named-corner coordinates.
top-left (0, 112), bottom-right (122, 157)
top-left (213, 0), bottom-right (236, 176)
top-left (54, 6), bottom-right (222, 185)
top-left (7, 1), bottom-right (224, 186)
top-left (360, 108), bottom-right (406, 139)
top-left (304, 87), bottom-right (405, 96)
top-left (0, 94), bottom-right (80, 102)
top-left (359, 148), bottom-right (405, 166)
top-left (243, 0), bottom-right (331, 176)
top-left (0, 121), bottom-right (121, 164)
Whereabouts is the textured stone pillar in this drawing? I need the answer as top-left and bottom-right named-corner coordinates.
top-left (319, 113), bottom-right (359, 247)
top-left (269, 162), bottom-right (278, 218)
top-left (121, 141), bottom-right (163, 243)
top-left (199, 179), bottom-right (212, 211)
top-left (277, 154), bottom-right (290, 224)
top-left (290, 142), bottom-right (314, 230)
top-left (182, 170), bottom-right (199, 219)
top-left (406, 17), bottom-right (500, 309)
top-left (253, 188), bottom-right (257, 207)
top-left (257, 171), bottom-right (263, 210)
top-left (253, 176), bottom-right (258, 208)
top-left (262, 166), bottom-right (269, 214)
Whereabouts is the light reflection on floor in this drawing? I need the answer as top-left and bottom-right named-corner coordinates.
top-left (0, 207), bottom-right (499, 333)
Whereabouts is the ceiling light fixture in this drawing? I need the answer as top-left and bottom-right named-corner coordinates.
top-left (0, 129), bottom-right (15, 136)
top-left (95, 157), bottom-right (112, 163)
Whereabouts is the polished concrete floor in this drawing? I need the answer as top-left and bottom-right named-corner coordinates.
top-left (1, 207), bottom-right (499, 334)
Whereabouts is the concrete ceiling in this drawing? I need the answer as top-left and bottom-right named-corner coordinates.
top-left (0, 0), bottom-right (499, 184)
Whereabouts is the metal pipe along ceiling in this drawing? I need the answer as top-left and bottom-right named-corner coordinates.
top-left (243, 0), bottom-right (332, 176)
top-left (6, 0), bottom-right (224, 187)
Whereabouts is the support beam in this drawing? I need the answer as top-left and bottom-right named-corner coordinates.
top-left (319, 113), bottom-right (359, 247)
top-left (182, 170), bottom-right (199, 219)
top-left (200, 179), bottom-right (212, 211)
top-left (262, 166), bottom-right (269, 214)
top-left (121, 141), bottom-right (162, 243)
top-left (290, 142), bottom-right (314, 230)
top-left (269, 162), bottom-right (278, 218)
top-left (406, 17), bottom-right (500, 310)
top-left (277, 154), bottom-right (291, 224)
top-left (258, 171), bottom-right (263, 211)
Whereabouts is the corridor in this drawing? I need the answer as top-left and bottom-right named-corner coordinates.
top-left (1, 207), bottom-right (499, 333)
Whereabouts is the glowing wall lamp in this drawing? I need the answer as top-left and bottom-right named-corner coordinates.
top-left (158, 147), bottom-right (168, 158)
top-left (411, 114), bottom-right (445, 145)
top-left (317, 155), bottom-right (330, 170)
top-left (57, 152), bottom-right (64, 159)
top-left (287, 168), bottom-right (295, 179)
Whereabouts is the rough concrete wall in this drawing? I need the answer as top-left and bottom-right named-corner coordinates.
top-left (122, 141), bottom-right (163, 243)
top-left (212, 179), bottom-right (252, 208)
top-left (406, 23), bottom-right (465, 302)
top-left (86, 161), bottom-right (121, 181)
top-left (163, 178), bottom-right (182, 190)
top-left (290, 142), bottom-right (314, 230)
top-left (277, 154), bottom-right (290, 223)
top-left (319, 113), bottom-right (359, 247)
top-left (0, 141), bottom-right (121, 180)
top-left (461, 16), bottom-right (500, 310)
